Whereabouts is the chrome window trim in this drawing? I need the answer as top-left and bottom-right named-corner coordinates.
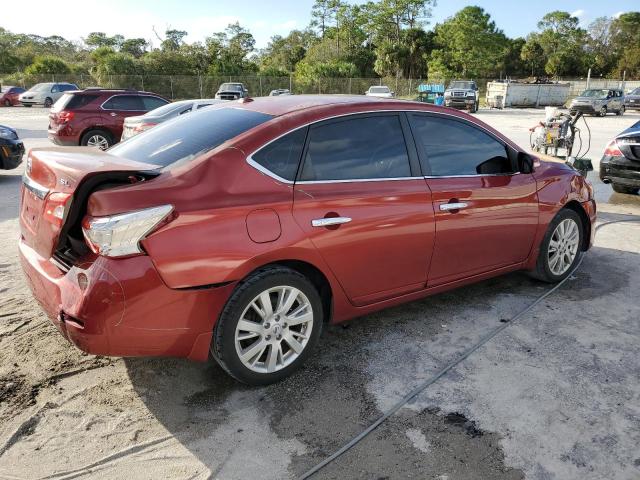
top-left (22, 174), bottom-right (49, 200)
top-left (245, 108), bottom-right (522, 184)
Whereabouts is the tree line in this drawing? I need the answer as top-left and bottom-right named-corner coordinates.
top-left (1, 1), bottom-right (639, 85)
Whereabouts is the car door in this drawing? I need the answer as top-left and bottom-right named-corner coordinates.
top-left (408, 112), bottom-right (539, 286)
top-left (291, 113), bottom-right (435, 306)
top-left (102, 95), bottom-right (146, 139)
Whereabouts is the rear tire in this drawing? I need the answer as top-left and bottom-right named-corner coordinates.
top-left (616, 105), bottom-right (625, 116)
top-left (80, 129), bottom-right (113, 150)
top-left (23, 104), bottom-right (31, 108)
top-left (612, 183), bottom-right (639, 195)
top-left (3, 100), bottom-right (10, 107)
top-left (531, 209), bottom-right (584, 283)
top-left (211, 266), bottom-right (323, 385)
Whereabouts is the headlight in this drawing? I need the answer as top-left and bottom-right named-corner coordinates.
top-left (466, 92), bottom-right (475, 97)
top-left (0, 127), bottom-right (17, 140)
top-left (444, 91), bottom-right (451, 97)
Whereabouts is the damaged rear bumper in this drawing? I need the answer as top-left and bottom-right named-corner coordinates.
top-left (19, 239), bottom-right (235, 361)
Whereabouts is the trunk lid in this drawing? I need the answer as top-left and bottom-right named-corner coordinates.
top-left (20, 147), bottom-right (160, 259)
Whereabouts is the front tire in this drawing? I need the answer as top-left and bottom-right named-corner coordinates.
top-left (211, 267), bottom-right (323, 385)
top-left (4, 100), bottom-right (11, 107)
top-left (531, 209), bottom-right (583, 283)
top-left (44, 97), bottom-right (53, 108)
top-left (599, 106), bottom-right (607, 117)
top-left (612, 183), bottom-right (639, 195)
top-left (616, 105), bottom-right (625, 116)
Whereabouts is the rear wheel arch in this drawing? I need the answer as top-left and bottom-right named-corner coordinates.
top-left (235, 260), bottom-right (333, 324)
top-left (79, 125), bottom-right (113, 146)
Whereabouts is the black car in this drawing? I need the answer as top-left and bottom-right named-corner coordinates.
top-left (215, 82), bottom-right (249, 100)
top-left (0, 125), bottom-right (24, 170)
top-left (600, 120), bottom-right (640, 194)
top-left (624, 87), bottom-right (640, 111)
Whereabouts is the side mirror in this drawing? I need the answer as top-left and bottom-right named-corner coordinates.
top-left (566, 156), bottom-right (593, 177)
top-left (518, 152), bottom-right (535, 173)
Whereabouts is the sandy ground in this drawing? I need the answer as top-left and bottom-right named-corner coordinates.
top-left (0, 105), bottom-right (639, 480)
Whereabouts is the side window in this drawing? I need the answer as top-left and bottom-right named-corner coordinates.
top-left (411, 115), bottom-right (513, 176)
top-left (142, 96), bottom-right (169, 111)
top-left (252, 127), bottom-right (307, 181)
top-left (51, 85), bottom-right (59, 93)
top-left (300, 115), bottom-right (411, 181)
top-left (103, 95), bottom-right (144, 110)
top-left (197, 103), bottom-right (212, 109)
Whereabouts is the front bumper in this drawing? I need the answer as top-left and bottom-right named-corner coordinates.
top-left (624, 100), bottom-right (640, 110)
top-left (599, 155), bottom-right (640, 187)
top-left (570, 103), bottom-right (599, 114)
top-left (444, 97), bottom-right (476, 109)
top-left (0, 139), bottom-right (25, 169)
top-left (19, 239), bottom-right (236, 361)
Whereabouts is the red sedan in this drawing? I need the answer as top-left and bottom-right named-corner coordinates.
top-left (19, 96), bottom-right (596, 384)
top-left (1, 86), bottom-right (26, 106)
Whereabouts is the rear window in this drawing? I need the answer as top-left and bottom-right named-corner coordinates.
top-left (142, 96), bottom-right (168, 111)
top-left (142, 101), bottom-right (185, 117)
top-left (52, 93), bottom-right (99, 111)
top-left (109, 107), bottom-right (273, 167)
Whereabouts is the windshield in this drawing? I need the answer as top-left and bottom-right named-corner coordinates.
top-left (370, 87), bottom-right (390, 93)
top-left (449, 81), bottom-right (474, 90)
top-left (1, 86), bottom-right (13, 93)
top-left (581, 89), bottom-right (608, 98)
top-left (109, 107), bottom-right (273, 167)
top-left (630, 88), bottom-right (640, 96)
top-left (219, 83), bottom-right (242, 92)
top-left (29, 83), bottom-right (53, 92)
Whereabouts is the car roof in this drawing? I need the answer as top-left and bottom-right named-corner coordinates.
top-left (227, 94), bottom-right (451, 118)
top-left (68, 88), bottom-right (163, 96)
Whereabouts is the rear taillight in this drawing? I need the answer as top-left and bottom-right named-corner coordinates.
top-left (82, 205), bottom-right (174, 257)
top-left (603, 140), bottom-right (622, 157)
top-left (43, 192), bottom-right (72, 227)
top-left (133, 122), bottom-right (158, 133)
top-left (58, 110), bottom-right (74, 123)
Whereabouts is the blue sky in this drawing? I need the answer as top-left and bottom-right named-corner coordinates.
top-left (10, 0), bottom-right (639, 48)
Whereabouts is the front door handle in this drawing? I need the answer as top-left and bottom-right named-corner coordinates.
top-left (110, 112), bottom-right (118, 117)
top-left (439, 202), bottom-right (468, 211)
top-left (311, 217), bottom-right (352, 227)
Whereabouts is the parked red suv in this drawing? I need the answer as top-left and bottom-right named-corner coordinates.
top-left (48, 89), bottom-right (169, 149)
top-left (20, 96), bottom-right (596, 385)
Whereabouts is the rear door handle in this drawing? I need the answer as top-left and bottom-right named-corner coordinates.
top-left (312, 217), bottom-right (352, 227)
top-left (439, 202), bottom-right (468, 211)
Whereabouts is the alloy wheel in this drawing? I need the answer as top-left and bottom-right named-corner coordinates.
top-left (547, 218), bottom-right (580, 276)
top-left (86, 134), bottom-right (110, 150)
top-left (599, 106), bottom-right (607, 117)
top-left (234, 286), bottom-right (314, 373)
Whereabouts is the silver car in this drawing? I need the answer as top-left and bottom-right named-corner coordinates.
top-left (121, 98), bottom-right (222, 140)
top-left (19, 82), bottom-right (78, 108)
top-left (569, 88), bottom-right (625, 116)
top-left (365, 86), bottom-right (395, 98)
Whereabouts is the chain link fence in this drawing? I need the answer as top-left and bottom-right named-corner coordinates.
top-left (2, 72), bottom-right (638, 102)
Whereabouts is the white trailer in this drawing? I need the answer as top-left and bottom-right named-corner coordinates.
top-left (486, 82), bottom-right (570, 108)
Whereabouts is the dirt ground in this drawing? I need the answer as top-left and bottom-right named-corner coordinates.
top-left (0, 106), bottom-right (639, 480)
